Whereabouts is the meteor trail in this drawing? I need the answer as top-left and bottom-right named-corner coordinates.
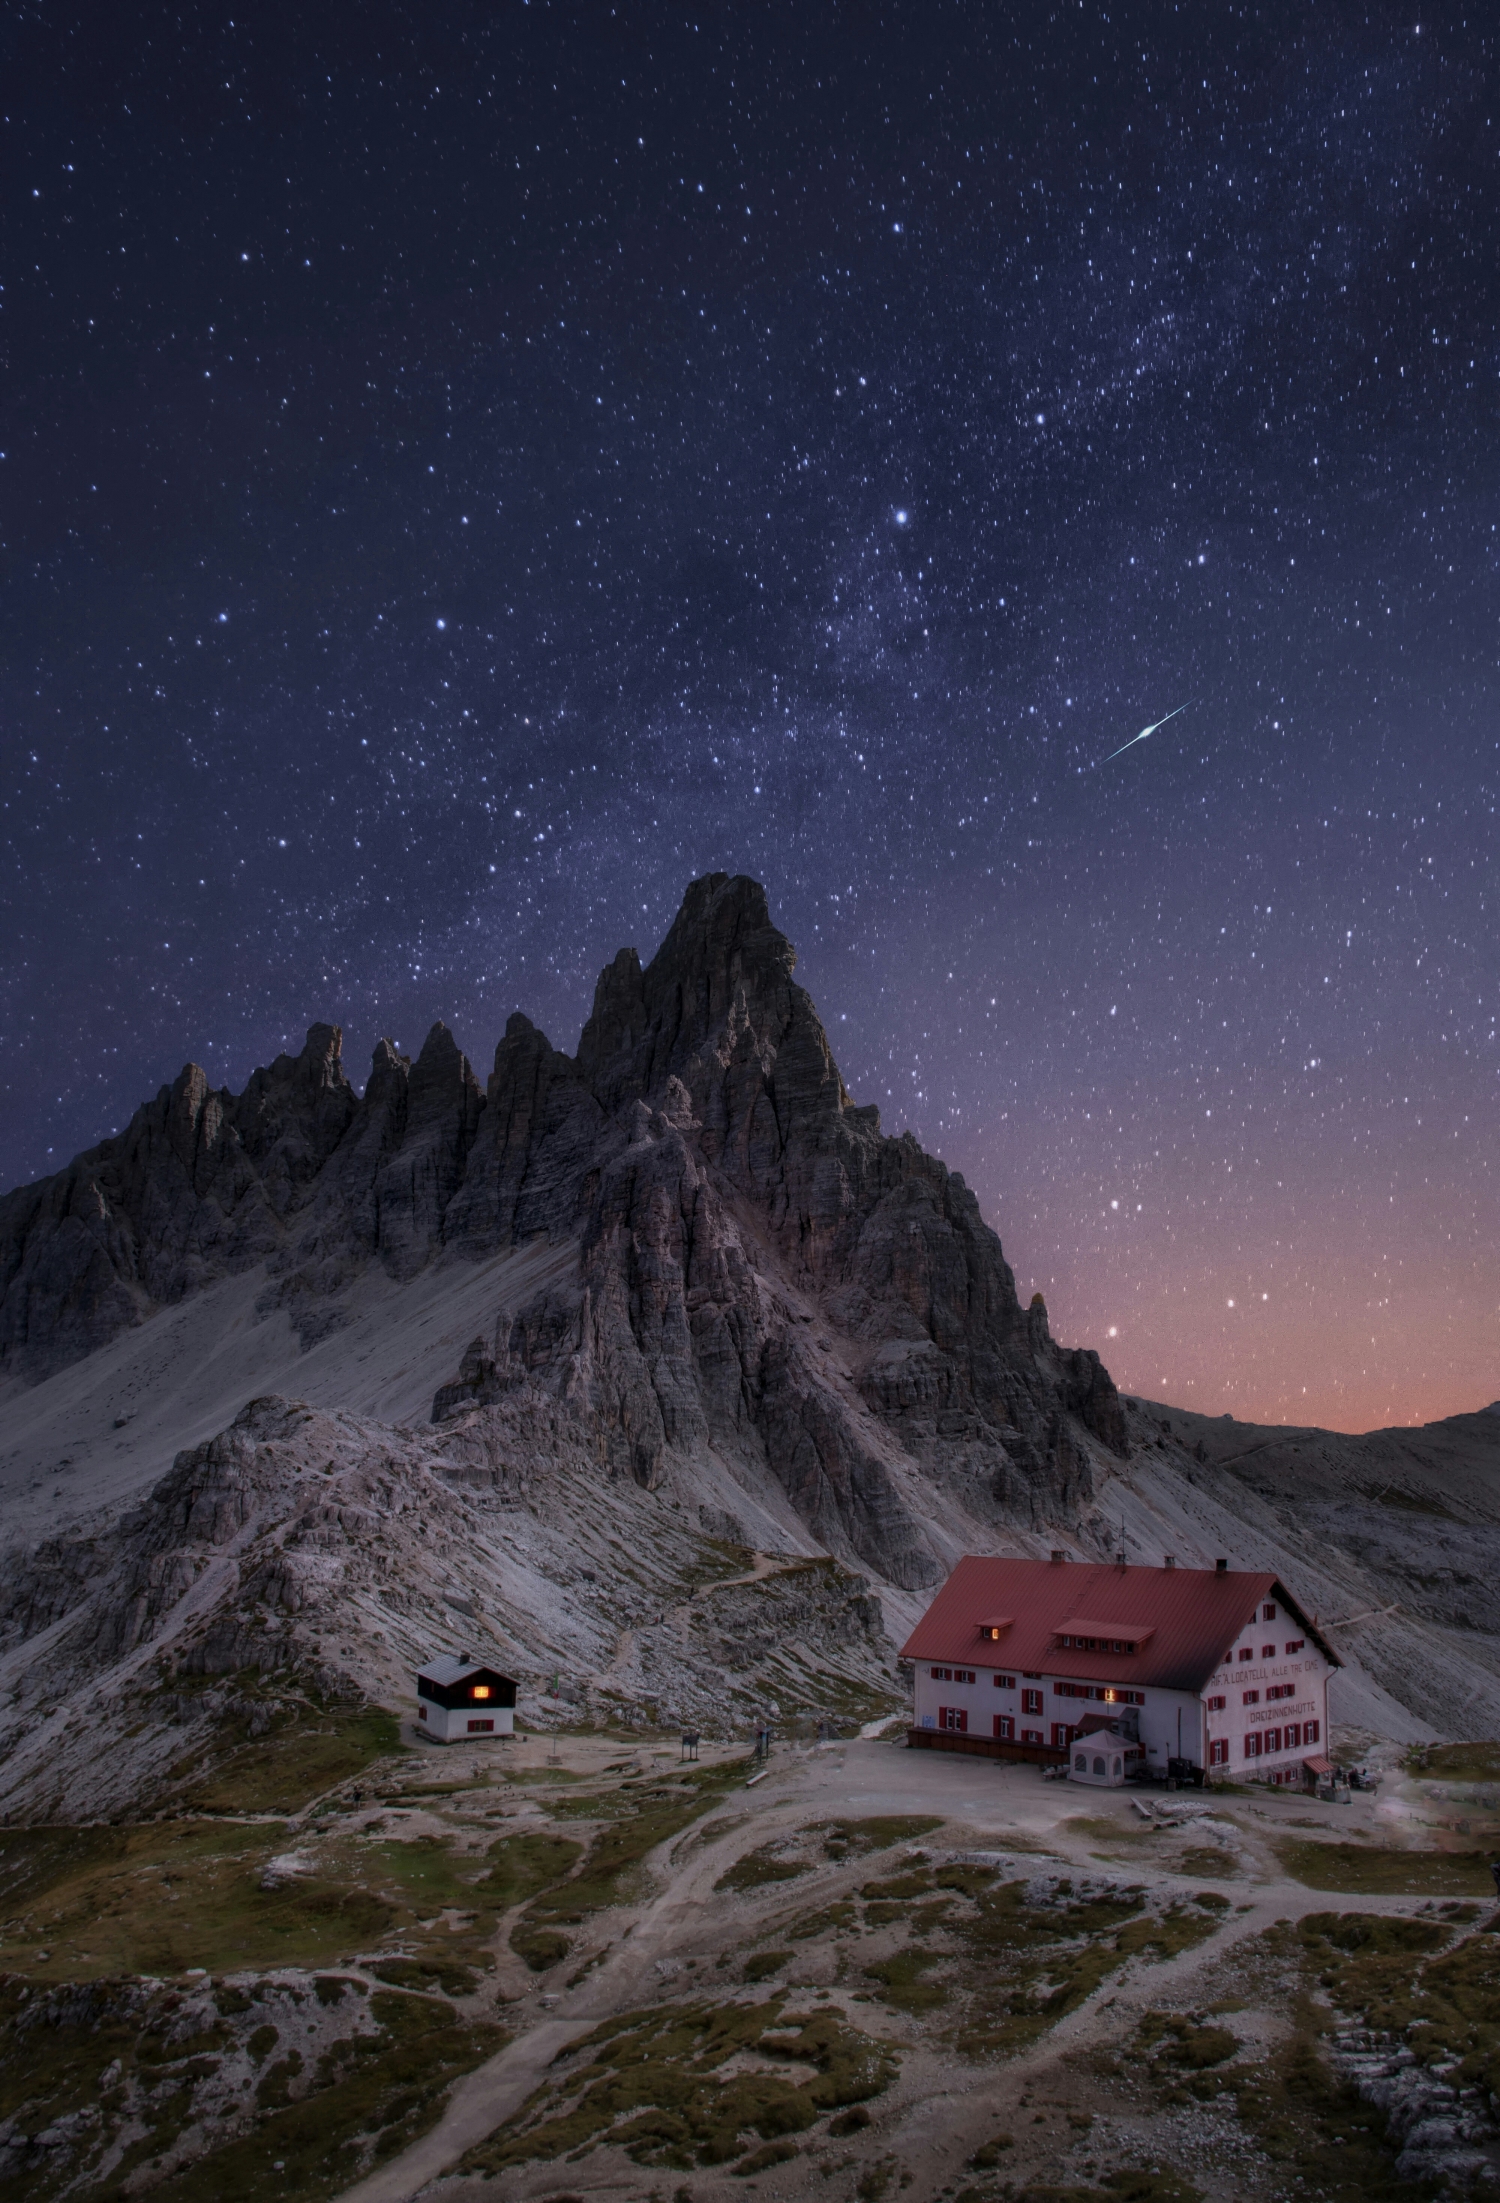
top-left (1100, 702), bottom-right (1189, 764)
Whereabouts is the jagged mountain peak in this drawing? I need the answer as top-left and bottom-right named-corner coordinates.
top-left (0, 873), bottom-right (1124, 1590)
top-left (576, 872), bottom-right (816, 1107)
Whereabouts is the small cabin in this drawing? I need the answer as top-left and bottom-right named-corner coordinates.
top-left (415, 1656), bottom-right (517, 1743)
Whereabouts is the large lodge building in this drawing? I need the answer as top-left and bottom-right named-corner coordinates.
top-left (903, 1554), bottom-right (1338, 1788)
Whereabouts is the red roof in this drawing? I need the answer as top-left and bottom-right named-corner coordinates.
top-left (902, 1557), bottom-right (1339, 1693)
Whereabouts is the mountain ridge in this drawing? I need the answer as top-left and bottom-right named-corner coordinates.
top-left (0, 873), bottom-right (1122, 1592)
top-left (1, 873), bottom-right (1498, 1830)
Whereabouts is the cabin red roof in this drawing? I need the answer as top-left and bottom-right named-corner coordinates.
top-left (902, 1557), bottom-right (1339, 1693)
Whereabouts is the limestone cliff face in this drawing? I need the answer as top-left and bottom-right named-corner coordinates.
top-left (0, 875), bottom-right (1123, 1586)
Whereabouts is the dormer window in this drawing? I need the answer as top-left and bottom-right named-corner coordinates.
top-left (472, 1685), bottom-right (491, 1700)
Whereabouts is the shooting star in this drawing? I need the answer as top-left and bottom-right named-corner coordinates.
top-left (1100, 702), bottom-right (1189, 764)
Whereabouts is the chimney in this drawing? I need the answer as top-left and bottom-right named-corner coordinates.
top-left (1163, 1554), bottom-right (1176, 1569)
top-left (1049, 1549), bottom-right (1066, 1565)
top-left (1215, 1558), bottom-right (1228, 1574)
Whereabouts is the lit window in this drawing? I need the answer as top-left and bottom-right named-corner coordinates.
top-left (472, 1685), bottom-right (491, 1700)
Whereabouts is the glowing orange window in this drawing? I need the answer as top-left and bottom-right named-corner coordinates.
top-left (472, 1685), bottom-right (491, 1700)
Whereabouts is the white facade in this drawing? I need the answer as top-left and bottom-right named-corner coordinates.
top-left (1202, 1599), bottom-right (1331, 1784)
top-left (415, 1656), bottom-right (516, 1744)
top-left (417, 1694), bottom-right (514, 1743)
top-left (912, 1587), bottom-right (1331, 1787)
top-left (912, 1663), bottom-right (1202, 1770)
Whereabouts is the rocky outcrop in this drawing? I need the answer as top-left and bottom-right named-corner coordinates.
top-left (0, 874), bottom-right (1126, 1583)
top-left (0, 1026), bottom-right (356, 1375)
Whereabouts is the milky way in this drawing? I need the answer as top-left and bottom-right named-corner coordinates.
top-left (5, 5), bottom-right (1497, 1430)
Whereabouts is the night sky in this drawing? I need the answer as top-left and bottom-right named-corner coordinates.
top-left (6, 4), bottom-right (1498, 1432)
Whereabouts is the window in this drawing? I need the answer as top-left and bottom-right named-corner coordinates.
top-left (931, 1667), bottom-right (975, 1684)
top-left (472, 1685), bottom-right (491, 1700)
top-left (1263, 1603), bottom-right (1277, 1622)
top-left (417, 1704), bottom-right (428, 1720)
top-left (1265, 1727), bottom-right (1282, 1753)
top-left (1207, 1695), bottom-right (1226, 1712)
top-left (1268, 1684), bottom-right (1296, 1701)
top-left (938, 1707), bottom-right (968, 1733)
top-left (1261, 1644), bottom-right (1275, 1659)
top-left (1284, 1722), bottom-right (1301, 1749)
top-left (1285, 1639), bottom-right (1305, 1654)
top-left (1020, 1727), bottom-right (1044, 1745)
top-left (1244, 1732), bottom-right (1262, 1759)
top-left (1208, 1738), bottom-right (1229, 1767)
top-left (1074, 1751), bottom-right (1088, 1772)
top-left (1022, 1688), bottom-right (1043, 1716)
top-left (1051, 1723), bottom-right (1077, 1750)
top-left (993, 1673), bottom-right (1017, 1690)
top-left (467, 1718), bottom-right (494, 1733)
top-left (1238, 1647), bottom-right (1253, 1661)
top-left (1054, 1682), bottom-right (1144, 1705)
top-left (958, 1670), bottom-right (975, 1684)
top-left (1304, 1718), bottom-right (1320, 1744)
top-left (1242, 1690), bottom-right (1260, 1706)
top-left (994, 1715), bottom-right (1015, 1741)
top-left (1059, 1634), bottom-right (1138, 1653)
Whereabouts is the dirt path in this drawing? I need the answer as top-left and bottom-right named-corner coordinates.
top-left (333, 2018), bottom-right (585, 2203)
top-left (334, 1762), bottom-right (805, 2202)
top-left (332, 1742), bottom-right (1460, 2203)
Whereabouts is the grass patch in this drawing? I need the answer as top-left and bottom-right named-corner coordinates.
top-left (0, 1821), bottom-right (403, 1982)
top-left (510, 1922), bottom-right (574, 1972)
top-left (715, 1847), bottom-right (813, 1894)
top-left (864, 1946), bottom-right (947, 2011)
top-left (928, 1874), bottom-right (1218, 2059)
top-left (180, 1703), bottom-right (403, 1814)
top-left (369, 1835), bottom-right (493, 1913)
top-left (1409, 1741), bottom-right (1500, 1783)
top-left (1175, 1845), bottom-right (1241, 1880)
top-left (785, 1902), bottom-right (856, 1940)
top-left (482, 1831), bottom-right (583, 1905)
top-left (460, 1996), bottom-right (896, 2173)
top-left (1207, 1923), bottom-right (1445, 2201)
top-left (1298, 1907), bottom-right (1500, 2100)
top-left (817, 1816), bottom-right (944, 1858)
top-left (1274, 1839), bottom-right (1493, 1896)
top-left (1137, 2010), bottom-right (1239, 2072)
top-left (744, 1952), bottom-right (792, 1982)
top-left (149, 1990), bottom-right (503, 2201)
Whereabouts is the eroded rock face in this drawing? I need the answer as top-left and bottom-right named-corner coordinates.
top-left (0, 874), bottom-right (1125, 1583)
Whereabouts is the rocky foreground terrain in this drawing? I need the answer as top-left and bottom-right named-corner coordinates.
top-left (2, 871), bottom-right (1500, 2199)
